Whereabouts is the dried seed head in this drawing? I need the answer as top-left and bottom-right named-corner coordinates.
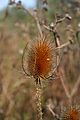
top-left (27, 38), bottom-right (55, 79)
top-left (9, 0), bottom-right (15, 5)
top-left (62, 105), bottom-right (80, 120)
top-left (16, 0), bottom-right (22, 9)
top-left (42, 0), bottom-right (48, 11)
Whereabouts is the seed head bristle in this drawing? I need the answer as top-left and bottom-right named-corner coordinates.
top-left (27, 38), bottom-right (54, 79)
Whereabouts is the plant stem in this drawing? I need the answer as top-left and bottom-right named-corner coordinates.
top-left (36, 83), bottom-right (43, 120)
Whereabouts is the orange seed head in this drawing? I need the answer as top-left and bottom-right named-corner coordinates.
top-left (62, 106), bottom-right (80, 120)
top-left (27, 38), bottom-right (54, 79)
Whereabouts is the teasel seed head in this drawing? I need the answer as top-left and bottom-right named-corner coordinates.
top-left (27, 37), bottom-right (55, 80)
top-left (61, 105), bottom-right (80, 120)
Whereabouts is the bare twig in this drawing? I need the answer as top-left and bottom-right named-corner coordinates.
top-left (42, 14), bottom-right (72, 33)
top-left (33, 9), bottom-right (43, 38)
top-left (47, 104), bottom-right (60, 120)
top-left (71, 75), bottom-right (80, 97)
top-left (8, 1), bottom-right (43, 38)
top-left (60, 69), bottom-right (71, 103)
top-left (55, 40), bottom-right (73, 50)
top-left (23, 7), bottom-right (43, 38)
top-left (43, 14), bottom-right (72, 103)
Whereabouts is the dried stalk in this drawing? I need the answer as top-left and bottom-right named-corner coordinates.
top-left (33, 10), bottom-right (43, 38)
top-left (42, 14), bottom-right (72, 103)
top-left (36, 83), bottom-right (43, 120)
top-left (54, 32), bottom-right (72, 104)
top-left (55, 40), bottom-right (73, 50)
top-left (71, 75), bottom-right (80, 98)
top-left (59, 69), bottom-right (71, 103)
top-left (47, 104), bottom-right (60, 120)
top-left (23, 7), bottom-right (43, 38)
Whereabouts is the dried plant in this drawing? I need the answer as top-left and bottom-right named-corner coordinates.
top-left (20, 1), bottom-right (80, 119)
top-left (61, 105), bottom-right (80, 120)
top-left (27, 38), bottom-right (54, 81)
top-left (22, 37), bottom-right (55, 120)
top-left (0, 0), bottom-right (80, 120)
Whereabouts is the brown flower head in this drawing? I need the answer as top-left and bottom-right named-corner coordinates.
top-left (62, 105), bottom-right (80, 120)
top-left (27, 38), bottom-right (55, 80)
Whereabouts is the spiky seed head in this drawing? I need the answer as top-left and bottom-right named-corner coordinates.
top-left (62, 105), bottom-right (80, 120)
top-left (27, 38), bottom-right (55, 79)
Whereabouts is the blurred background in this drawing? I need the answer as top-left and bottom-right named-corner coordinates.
top-left (0, 0), bottom-right (80, 120)
top-left (0, 0), bottom-right (36, 10)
